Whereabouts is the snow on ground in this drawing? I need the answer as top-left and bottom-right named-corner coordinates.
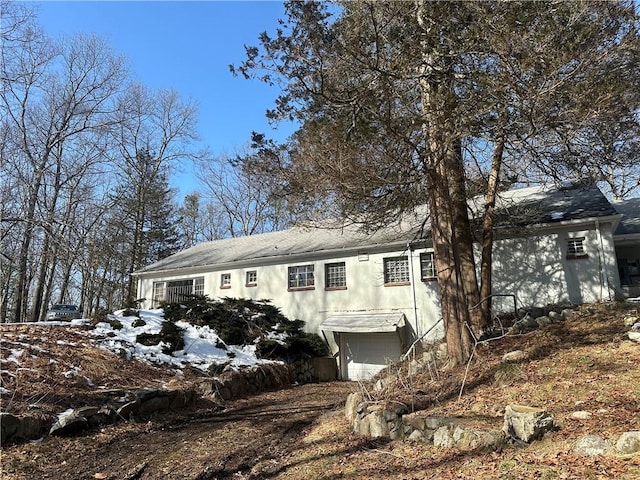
top-left (1, 309), bottom-right (276, 376)
top-left (90, 309), bottom-right (269, 372)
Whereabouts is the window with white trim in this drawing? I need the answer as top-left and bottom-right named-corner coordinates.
top-left (566, 238), bottom-right (587, 259)
top-left (383, 256), bottom-right (410, 284)
top-left (220, 273), bottom-right (231, 288)
top-left (288, 265), bottom-right (315, 290)
top-left (153, 277), bottom-right (205, 306)
top-left (325, 262), bottom-right (346, 289)
top-left (194, 277), bottom-right (204, 296)
top-left (152, 282), bottom-right (166, 307)
top-left (420, 252), bottom-right (436, 280)
top-left (246, 270), bottom-right (257, 287)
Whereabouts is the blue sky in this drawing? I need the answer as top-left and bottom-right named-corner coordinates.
top-left (32, 1), bottom-right (296, 197)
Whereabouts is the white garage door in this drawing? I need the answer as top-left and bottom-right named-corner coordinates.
top-left (341, 332), bottom-right (402, 381)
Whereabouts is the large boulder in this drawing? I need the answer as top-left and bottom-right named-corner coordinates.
top-left (503, 405), bottom-right (554, 443)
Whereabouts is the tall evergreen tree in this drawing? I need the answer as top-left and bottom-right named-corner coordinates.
top-left (235, 0), bottom-right (640, 365)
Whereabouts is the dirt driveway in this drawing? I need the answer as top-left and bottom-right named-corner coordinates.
top-left (2, 382), bottom-right (358, 480)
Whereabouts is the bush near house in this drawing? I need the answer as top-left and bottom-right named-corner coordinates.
top-left (162, 296), bottom-right (329, 361)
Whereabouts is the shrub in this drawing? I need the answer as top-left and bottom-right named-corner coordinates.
top-left (162, 296), bottom-right (328, 361)
top-left (132, 318), bottom-right (146, 328)
top-left (135, 320), bottom-right (185, 354)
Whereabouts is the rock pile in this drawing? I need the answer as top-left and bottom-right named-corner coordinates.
top-left (1, 362), bottom-right (296, 445)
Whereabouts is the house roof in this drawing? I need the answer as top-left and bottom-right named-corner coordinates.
top-left (135, 182), bottom-right (620, 276)
top-left (613, 197), bottom-right (640, 236)
top-left (469, 182), bottom-right (619, 227)
top-left (135, 216), bottom-right (423, 275)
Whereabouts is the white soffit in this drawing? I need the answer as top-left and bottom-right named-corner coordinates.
top-left (320, 312), bottom-right (406, 333)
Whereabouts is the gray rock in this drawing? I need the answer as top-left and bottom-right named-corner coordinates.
top-left (520, 314), bottom-right (538, 329)
top-left (74, 406), bottom-right (99, 418)
top-left (548, 311), bottom-right (563, 322)
top-left (503, 405), bottom-right (554, 443)
top-left (49, 410), bottom-right (88, 436)
top-left (353, 413), bottom-right (370, 436)
top-left (402, 412), bottom-right (426, 431)
top-left (561, 309), bottom-right (575, 320)
top-left (502, 350), bottom-right (529, 363)
top-left (116, 400), bottom-right (139, 419)
top-left (452, 425), bottom-right (466, 444)
top-left (456, 429), bottom-right (506, 451)
top-left (623, 316), bottom-right (639, 327)
top-left (424, 416), bottom-right (456, 430)
top-left (433, 425), bottom-right (454, 448)
top-left (573, 435), bottom-right (609, 456)
top-left (628, 331), bottom-right (640, 343)
top-left (536, 316), bottom-right (552, 327)
top-left (407, 429), bottom-right (424, 443)
top-left (615, 431), bottom-right (640, 454)
top-left (368, 411), bottom-right (391, 438)
top-left (570, 410), bottom-right (592, 420)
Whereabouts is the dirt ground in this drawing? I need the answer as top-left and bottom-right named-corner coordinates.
top-left (2, 302), bottom-right (640, 479)
top-left (1, 382), bottom-right (356, 480)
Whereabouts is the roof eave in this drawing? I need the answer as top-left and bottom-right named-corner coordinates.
top-left (133, 237), bottom-right (430, 278)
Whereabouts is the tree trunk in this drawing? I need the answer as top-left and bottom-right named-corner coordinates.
top-left (480, 131), bottom-right (506, 323)
top-left (417, 2), bottom-right (475, 366)
top-left (428, 167), bottom-right (474, 366)
top-left (446, 139), bottom-right (486, 336)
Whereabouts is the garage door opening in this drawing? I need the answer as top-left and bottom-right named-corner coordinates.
top-left (320, 312), bottom-right (406, 381)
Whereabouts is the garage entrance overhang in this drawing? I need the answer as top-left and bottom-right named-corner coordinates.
top-left (320, 311), bottom-right (406, 333)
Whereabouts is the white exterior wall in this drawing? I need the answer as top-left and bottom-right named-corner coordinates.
top-left (136, 220), bottom-right (620, 345)
top-left (137, 247), bottom-right (444, 344)
top-left (490, 221), bottom-right (620, 310)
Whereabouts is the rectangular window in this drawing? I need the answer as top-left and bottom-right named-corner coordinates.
top-left (384, 256), bottom-right (410, 285)
top-left (325, 262), bottom-right (347, 289)
top-left (220, 273), bottom-right (231, 289)
top-left (288, 265), bottom-right (315, 290)
top-left (154, 277), bottom-right (205, 305)
top-left (165, 279), bottom-right (194, 304)
top-left (194, 277), bottom-right (204, 296)
top-left (152, 282), bottom-right (165, 308)
top-left (420, 252), bottom-right (436, 280)
top-left (567, 238), bottom-right (587, 259)
top-left (246, 270), bottom-right (257, 287)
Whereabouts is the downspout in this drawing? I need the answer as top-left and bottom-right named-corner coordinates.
top-left (407, 243), bottom-right (420, 337)
top-left (595, 220), bottom-right (610, 301)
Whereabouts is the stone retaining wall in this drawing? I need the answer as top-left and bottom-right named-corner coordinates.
top-left (1, 362), bottom-right (301, 446)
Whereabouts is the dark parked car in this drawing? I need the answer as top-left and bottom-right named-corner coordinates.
top-left (45, 304), bottom-right (83, 321)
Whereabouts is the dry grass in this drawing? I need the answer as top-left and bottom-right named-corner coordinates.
top-left (0, 323), bottom-right (197, 417)
top-left (284, 302), bottom-right (640, 479)
top-left (1, 302), bottom-right (639, 480)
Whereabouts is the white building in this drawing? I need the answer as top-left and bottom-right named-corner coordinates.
top-left (134, 183), bottom-right (639, 380)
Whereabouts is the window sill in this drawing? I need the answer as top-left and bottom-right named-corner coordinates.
top-left (220, 285), bottom-right (231, 289)
top-left (566, 254), bottom-right (589, 260)
top-left (422, 277), bottom-right (437, 282)
top-left (384, 282), bottom-right (411, 287)
top-left (245, 283), bottom-right (257, 288)
top-left (288, 286), bottom-right (315, 292)
top-left (325, 286), bottom-right (347, 291)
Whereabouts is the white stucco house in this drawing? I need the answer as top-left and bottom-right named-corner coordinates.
top-left (133, 183), bottom-right (639, 380)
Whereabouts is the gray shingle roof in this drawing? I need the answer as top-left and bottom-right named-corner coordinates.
top-left (136, 182), bottom-right (620, 275)
top-left (613, 197), bottom-right (640, 236)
